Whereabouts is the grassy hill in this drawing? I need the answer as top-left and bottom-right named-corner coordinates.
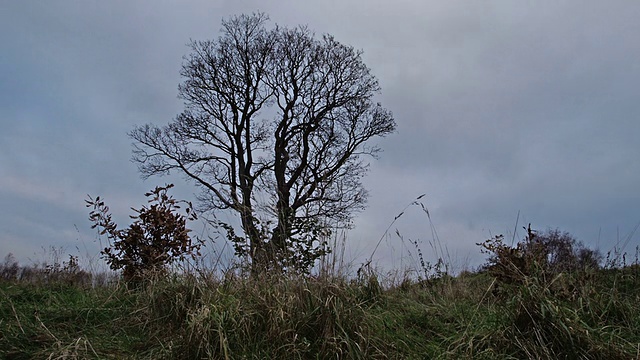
top-left (2, 257), bottom-right (640, 359)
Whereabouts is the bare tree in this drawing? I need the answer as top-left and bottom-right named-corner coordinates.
top-left (130, 13), bottom-right (395, 273)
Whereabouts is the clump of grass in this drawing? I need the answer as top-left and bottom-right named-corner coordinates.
top-left (137, 271), bottom-right (386, 359)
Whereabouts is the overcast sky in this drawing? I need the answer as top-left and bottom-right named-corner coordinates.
top-left (2, 1), bottom-right (639, 273)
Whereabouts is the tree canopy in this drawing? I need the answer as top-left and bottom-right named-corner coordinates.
top-left (130, 13), bottom-right (396, 273)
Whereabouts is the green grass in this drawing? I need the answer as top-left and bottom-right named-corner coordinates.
top-left (1, 265), bottom-right (640, 359)
top-left (0, 281), bottom-right (143, 359)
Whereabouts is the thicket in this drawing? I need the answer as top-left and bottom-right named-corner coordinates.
top-left (479, 225), bottom-right (602, 291)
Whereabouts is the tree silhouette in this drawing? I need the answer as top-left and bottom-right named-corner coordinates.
top-left (129, 13), bottom-right (395, 273)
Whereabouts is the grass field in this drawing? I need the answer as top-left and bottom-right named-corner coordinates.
top-left (2, 253), bottom-right (640, 359)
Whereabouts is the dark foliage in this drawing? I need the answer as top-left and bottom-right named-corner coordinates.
top-left (536, 228), bottom-right (602, 271)
top-left (86, 184), bottom-right (203, 284)
top-left (479, 225), bottom-right (601, 288)
top-left (1, 253), bottom-right (19, 281)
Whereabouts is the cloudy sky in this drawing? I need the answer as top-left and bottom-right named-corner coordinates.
top-left (2, 1), bottom-right (639, 273)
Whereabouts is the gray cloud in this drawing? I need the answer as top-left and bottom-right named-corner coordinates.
top-left (1, 1), bottom-right (639, 271)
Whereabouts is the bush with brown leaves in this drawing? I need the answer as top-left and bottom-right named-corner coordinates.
top-left (86, 184), bottom-right (203, 284)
